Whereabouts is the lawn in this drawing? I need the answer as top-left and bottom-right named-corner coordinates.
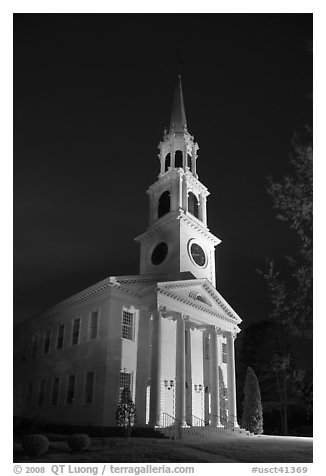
top-left (187, 435), bottom-right (313, 463)
top-left (13, 435), bottom-right (313, 463)
top-left (14, 437), bottom-right (209, 463)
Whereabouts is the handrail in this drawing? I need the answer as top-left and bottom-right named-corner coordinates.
top-left (162, 412), bottom-right (182, 427)
top-left (190, 414), bottom-right (206, 427)
top-left (161, 412), bottom-right (183, 439)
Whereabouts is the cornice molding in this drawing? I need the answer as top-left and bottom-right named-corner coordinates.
top-left (17, 275), bottom-right (166, 325)
top-left (147, 169), bottom-right (181, 195)
top-left (134, 211), bottom-right (179, 242)
top-left (179, 212), bottom-right (221, 245)
top-left (147, 168), bottom-right (209, 197)
top-left (135, 210), bottom-right (220, 245)
top-left (183, 171), bottom-right (209, 196)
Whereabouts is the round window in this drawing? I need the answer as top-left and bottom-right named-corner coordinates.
top-left (190, 243), bottom-right (206, 267)
top-left (151, 242), bottom-right (168, 265)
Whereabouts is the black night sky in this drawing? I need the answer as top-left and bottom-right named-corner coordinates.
top-left (14, 14), bottom-right (312, 327)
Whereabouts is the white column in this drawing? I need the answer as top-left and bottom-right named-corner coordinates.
top-left (202, 330), bottom-right (210, 425)
top-left (171, 177), bottom-right (179, 212)
top-left (183, 143), bottom-right (187, 169)
top-left (171, 144), bottom-right (175, 168)
top-left (226, 332), bottom-right (239, 427)
top-left (159, 146), bottom-right (164, 175)
top-left (182, 176), bottom-right (188, 212)
top-left (209, 326), bottom-right (221, 426)
top-left (178, 174), bottom-right (183, 210)
top-left (199, 194), bottom-right (203, 222)
top-left (175, 313), bottom-right (186, 427)
top-left (199, 194), bottom-right (207, 226)
top-left (185, 322), bottom-right (192, 426)
top-left (149, 310), bottom-right (162, 427)
top-left (202, 195), bottom-right (207, 226)
top-left (192, 145), bottom-right (197, 175)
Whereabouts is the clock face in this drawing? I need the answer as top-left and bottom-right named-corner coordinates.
top-left (190, 243), bottom-right (206, 267)
top-left (151, 242), bottom-right (168, 265)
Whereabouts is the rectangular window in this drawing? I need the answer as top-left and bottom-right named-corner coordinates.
top-left (222, 343), bottom-right (227, 363)
top-left (43, 329), bottom-right (51, 354)
top-left (90, 311), bottom-right (98, 340)
top-left (57, 324), bottom-right (64, 350)
top-left (122, 310), bottom-right (134, 340)
top-left (120, 371), bottom-right (132, 399)
top-left (32, 335), bottom-right (38, 357)
top-left (67, 375), bottom-right (76, 405)
top-left (204, 335), bottom-right (211, 360)
top-left (52, 377), bottom-right (60, 406)
top-left (38, 379), bottom-right (46, 406)
top-left (72, 318), bottom-right (81, 345)
top-left (84, 371), bottom-right (95, 404)
top-left (26, 382), bottom-right (33, 406)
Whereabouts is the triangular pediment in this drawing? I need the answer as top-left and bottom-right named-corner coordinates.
top-left (157, 278), bottom-right (242, 326)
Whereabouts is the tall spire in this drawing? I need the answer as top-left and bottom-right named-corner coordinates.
top-left (169, 74), bottom-right (187, 133)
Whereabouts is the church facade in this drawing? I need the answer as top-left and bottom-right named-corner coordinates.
top-left (14, 76), bottom-right (241, 430)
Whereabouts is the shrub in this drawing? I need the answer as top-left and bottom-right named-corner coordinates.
top-left (22, 434), bottom-right (49, 457)
top-left (67, 433), bottom-right (91, 451)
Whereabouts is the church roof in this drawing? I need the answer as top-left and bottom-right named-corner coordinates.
top-left (169, 75), bottom-right (187, 133)
top-left (15, 273), bottom-right (241, 335)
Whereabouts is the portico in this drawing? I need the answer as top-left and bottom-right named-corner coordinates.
top-left (148, 279), bottom-right (241, 429)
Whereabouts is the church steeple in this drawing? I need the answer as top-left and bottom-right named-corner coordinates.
top-left (169, 74), bottom-right (187, 133)
top-left (135, 74), bottom-right (221, 286)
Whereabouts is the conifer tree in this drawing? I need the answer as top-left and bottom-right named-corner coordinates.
top-left (116, 387), bottom-right (136, 429)
top-left (242, 366), bottom-right (263, 434)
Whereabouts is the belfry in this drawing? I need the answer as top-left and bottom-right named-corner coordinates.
top-left (14, 75), bottom-right (242, 436)
top-left (136, 74), bottom-right (220, 286)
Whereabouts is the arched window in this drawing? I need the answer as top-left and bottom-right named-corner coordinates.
top-left (187, 154), bottom-right (192, 171)
top-left (175, 150), bottom-right (183, 168)
top-left (158, 191), bottom-right (171, 218)
top-left (188, 192), bottom-right (199, 218)
top-left (165, 153), bottom-right (171, 172)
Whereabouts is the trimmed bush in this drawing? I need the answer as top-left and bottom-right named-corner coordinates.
top-left (116, 387), bottom-right (136, 432)
top-left (22, 434), bottom-right (49, 457)
top-left (67, 433), bottom-right (91, 451)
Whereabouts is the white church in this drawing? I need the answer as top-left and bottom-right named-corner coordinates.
top-left (14, 76), bottom-right (242, 434)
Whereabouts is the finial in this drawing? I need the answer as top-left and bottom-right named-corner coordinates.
top-left (176, 48), bottom-right (182, 79)
top-left (169, 54), bottom-right (187, 134)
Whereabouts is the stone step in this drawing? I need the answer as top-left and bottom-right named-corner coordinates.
top-left (157, 425), bottom-right (253, 440)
